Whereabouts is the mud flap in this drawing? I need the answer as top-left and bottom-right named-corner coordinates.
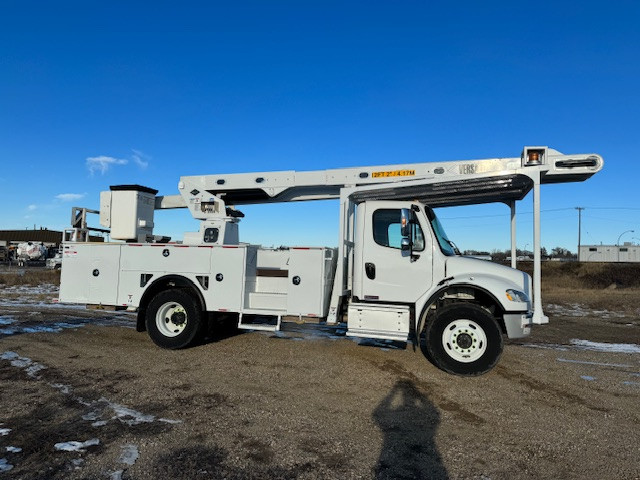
top-left (136, 309), bottom-right (146, 332)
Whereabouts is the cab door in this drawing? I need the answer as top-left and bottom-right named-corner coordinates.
top-left (355, 202), bottom-right (432, 303)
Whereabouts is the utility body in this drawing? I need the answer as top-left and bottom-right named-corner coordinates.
top-left (59, 147), bottom-right (603, 375)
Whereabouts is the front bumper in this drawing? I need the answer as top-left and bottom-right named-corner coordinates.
top-left (503, 312), bottom-right (533, 339)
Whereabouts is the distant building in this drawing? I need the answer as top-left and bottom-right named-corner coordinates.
top-left (0, 228), bottom-right (104, 249)
top-left (579, 243), bottom-right (640, 262)
top-left (0, 228), bottom-right (63, 247)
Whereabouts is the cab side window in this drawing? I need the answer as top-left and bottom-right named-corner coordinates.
top-left (372, 209), bottom-right (425, 251)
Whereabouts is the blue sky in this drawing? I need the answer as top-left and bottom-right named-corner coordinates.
top-left (1, 1), bottom-right (638, 252)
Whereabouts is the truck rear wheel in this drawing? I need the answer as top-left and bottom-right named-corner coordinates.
top-left (145, 289), bottom-right (204, 349)
top-left (425, 303), bottom-right (503, 376)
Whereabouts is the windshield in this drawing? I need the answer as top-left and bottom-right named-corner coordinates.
top-left (426, 207), bottom-right (456, 256)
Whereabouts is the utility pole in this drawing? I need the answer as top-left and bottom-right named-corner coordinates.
top-left (575, 207), bottom-right (585, 261)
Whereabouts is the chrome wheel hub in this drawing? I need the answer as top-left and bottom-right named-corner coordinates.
top-left (441, 319), bottom-right (487, 363)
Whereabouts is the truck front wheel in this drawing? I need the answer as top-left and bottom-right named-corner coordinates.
top-left (425, 303), bottom-right (503, 376)
top-left (145, 289), bottom-right (204, 349)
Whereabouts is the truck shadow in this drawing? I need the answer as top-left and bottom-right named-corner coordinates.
top-left (373, 379), bottom-right (448, 479)
top-left (201, 319), bottom-right (247, 345)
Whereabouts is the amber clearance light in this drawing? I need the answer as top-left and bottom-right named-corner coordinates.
top-left (522, 147), bottom-right (547, 167)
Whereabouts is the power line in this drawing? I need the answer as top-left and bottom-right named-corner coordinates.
top-left (441, 207), bottom-right (574, 220)
top-left (585, 207), bottom-right (640, 211)
top-left (440, 206), bottom-right (640, 221)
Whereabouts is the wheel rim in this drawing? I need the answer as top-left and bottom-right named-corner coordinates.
top-left (156, 301), bottom-right (188, 337)
top-left (441, 319), bottom-right (487, 363)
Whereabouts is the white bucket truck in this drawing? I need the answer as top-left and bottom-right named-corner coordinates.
top-left (59, 147), bottom-right (602, 375)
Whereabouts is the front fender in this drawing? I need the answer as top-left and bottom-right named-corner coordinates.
top-left (456, 273), bottom-right (531, 313)
top-left (415, 275), bottom-right (531, 338)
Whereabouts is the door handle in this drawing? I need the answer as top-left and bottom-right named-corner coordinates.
top-left (365, 262), bottom-right (376, 280)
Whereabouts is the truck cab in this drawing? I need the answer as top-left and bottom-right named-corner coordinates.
top-left (350, 200), bottom-right (531, 375)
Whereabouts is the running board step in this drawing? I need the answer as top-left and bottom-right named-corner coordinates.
top-left (238, 311), bottom-right (282, 332)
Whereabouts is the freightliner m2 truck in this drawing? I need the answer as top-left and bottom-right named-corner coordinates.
top-left (59, 147), bottom-right (603, 375)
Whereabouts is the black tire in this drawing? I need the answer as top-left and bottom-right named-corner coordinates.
top-left (425, 303), bottom-right (503, 376)
top-left (145, 289), bottom-right (205, 349)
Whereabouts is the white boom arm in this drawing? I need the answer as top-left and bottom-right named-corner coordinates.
top-left (156, 147), bottom-right (602, 216)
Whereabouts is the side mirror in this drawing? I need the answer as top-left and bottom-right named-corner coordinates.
top-left (400, 208), bottom-right (411, 237)
top-left (401, 238), bottom-right (412, 251)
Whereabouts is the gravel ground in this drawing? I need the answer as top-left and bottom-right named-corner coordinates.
top-left (0, 285), bottom-right (639, 479)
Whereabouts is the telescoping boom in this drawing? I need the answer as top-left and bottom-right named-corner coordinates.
top-left (60, 147), bottom-right (602, 375)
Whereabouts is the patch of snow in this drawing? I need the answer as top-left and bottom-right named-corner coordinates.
top-left (110, 470), bottom-right (124, 480)
top-left (2, 352), bottom-right (180, 428)
top-left (522, 343), bottom-right (569, 351)
top-left (82, 411), bottom-right (100, 421)
top-left (591, 310), bottom-right (627, 319)
top-left (54, 438), bottom-right (100, 452)
top-left (26, 363), bottom-right (47, 377)
top-left (545, 303), bottom-right (588, 317)
top-left (0, 298), bottom-right (82, 308)
top-left (261, 323), bottom-right (353, 344)
top-left (118, 444), bottom-right (139, 465)
top-left (0, 316), bottom-right (15, 325)
top-left (0, 316), bottom-right (134, 338)
top-left (570, 339), bottom-right (640, 354)
top-left (1, 284), bottom-right (58, 295)
top-left (622, 381), bottom-right (640, 387)
top-left (0, 428), bottom-right (11, 436)
top-left (81, 398), bottom-right (181, 427)
top-left (0, 322), bottom-right (83, 337)
top-left (94, 317), bottom-right (136, 329)
top-left (104, 399), bottom-right (155, 425)
top-left (5, 447), bottom-right (22, 453)
top-left (546, 303), bottom-right (627, 319)
top-left (580, 375), bottom-right (596, 381)
top-left (557, 358), bottom-right (632, 368)
top-left (0, 458), bottom-right (13, 472)
top-left (22, 326), bottom-right (62, 333)
top-left (50, 383), bottom-right (72, 394)
top-left (0, 351), bottom-right (46, 378)
top-left (9, 357), bottom-right (31, 368)
top-left (158, 418), bottom-right (182, 424)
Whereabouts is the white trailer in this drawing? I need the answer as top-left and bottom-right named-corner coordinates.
top-left (59, 147), bottom-right (602, 375)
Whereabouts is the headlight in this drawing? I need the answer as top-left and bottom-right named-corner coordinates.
top-left (506, 289), bottom-right (529, 303)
